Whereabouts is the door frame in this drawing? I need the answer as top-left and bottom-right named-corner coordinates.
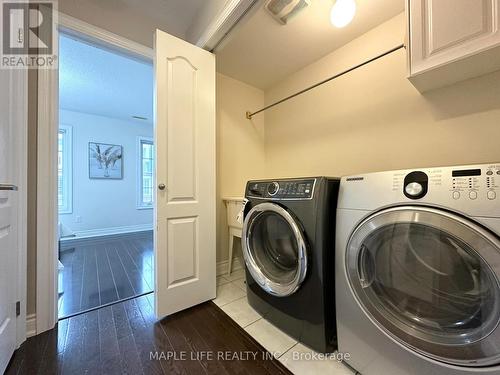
top-left (9, 68), bottom-right (28, 348)
top-left (35, 0), bottom-right (244, 331)
top-left (36, 12), bottom-right (153, 333)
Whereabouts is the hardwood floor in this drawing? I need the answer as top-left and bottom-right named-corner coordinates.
top-left (6, 294), bottom-right (292, 375)
top-left (58, 231), bottom-right (154, 318)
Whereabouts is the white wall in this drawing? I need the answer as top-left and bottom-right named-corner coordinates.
top-left (59, 109), bottom-right (153, 236)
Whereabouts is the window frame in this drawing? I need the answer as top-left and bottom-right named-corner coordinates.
top-left (137, 136), bottom-right (154, 210)
top-left (58, 124), bottom-right (73, 215)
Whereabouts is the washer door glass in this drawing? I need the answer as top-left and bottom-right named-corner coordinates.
top-left (242, 203), bottom-right (308, 296)
top-left (347, 206), bottom-right (500, 367)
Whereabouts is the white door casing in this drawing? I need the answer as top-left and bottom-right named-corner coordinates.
top-left (0, 68), bottom-right (26, 373)
top-left (35, 13), bottom-right (154, 334)
top-left (154, 29), bottom-right (216, 318)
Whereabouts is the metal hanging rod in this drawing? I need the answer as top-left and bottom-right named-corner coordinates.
top-left (246, 43), bottom-right (406, 120)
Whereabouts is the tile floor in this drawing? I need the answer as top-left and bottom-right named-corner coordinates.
top-left (214, 269), bottom-right (354, 375)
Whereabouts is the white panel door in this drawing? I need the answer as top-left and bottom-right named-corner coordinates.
top-left (154, 29), bottom-right (216, 317)
top-left (0, 70), bottom-right (21, 373)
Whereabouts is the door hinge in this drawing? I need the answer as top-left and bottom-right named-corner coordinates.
top-left (16, 301), bottom-right (20, 317)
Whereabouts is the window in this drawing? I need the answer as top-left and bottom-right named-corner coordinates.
top-left (138, 137), bottom-right (154, 208)
top-left (58, 125), bottom-right (73, 214)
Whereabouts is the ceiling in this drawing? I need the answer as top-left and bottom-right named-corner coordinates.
top-left (216, 0), bottom-right (405, 89)
top-left (117, 0), bottom-right (205, 38)
top-left (59, 0), bottom-right (207, 41)
top-left (59, 34), bottom-right (153, 124)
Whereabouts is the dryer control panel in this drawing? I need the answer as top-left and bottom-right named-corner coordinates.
top-left (391, 164), bottom-right (500, 202)
top-left (450, 166), bottom-right (499, 201)
top-left (246, 178), bottom-right (316, 200)
top-left (339, 163), bottom-right (500, 217)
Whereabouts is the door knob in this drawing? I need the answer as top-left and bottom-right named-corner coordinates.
top-left (158, 183), bottom-right (166, 190)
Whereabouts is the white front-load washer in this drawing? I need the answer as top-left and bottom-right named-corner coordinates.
top-left (336, 163), bottom-right (500, 375)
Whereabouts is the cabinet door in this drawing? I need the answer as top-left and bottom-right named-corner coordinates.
top-left (408, 0), bottom-right (500, 90)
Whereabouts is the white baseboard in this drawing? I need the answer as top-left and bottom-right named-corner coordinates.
top-left (60, 223), bottom-right (153, 241)
top-left (216, 256), bottom-right (244, 276)
top-left (26, 314), bottom-right (36, 338)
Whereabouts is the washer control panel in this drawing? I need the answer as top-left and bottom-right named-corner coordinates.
top-left (247, 179), bottom-right (316, 200)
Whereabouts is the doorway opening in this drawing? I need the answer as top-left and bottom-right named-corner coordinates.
top-left (57, 31), bottom-right (155, 319)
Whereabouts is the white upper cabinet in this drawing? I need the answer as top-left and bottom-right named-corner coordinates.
top-left (407, 0), bottom-right (500, 91)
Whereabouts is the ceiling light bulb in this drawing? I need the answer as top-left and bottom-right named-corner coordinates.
top-left (330, 0), bottom-right (356, 28)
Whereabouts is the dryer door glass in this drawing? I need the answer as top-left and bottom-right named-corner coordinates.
top-left (347, 206), bottom-right (500, 367)
top-left (242, 203), bottom-right (308, 296)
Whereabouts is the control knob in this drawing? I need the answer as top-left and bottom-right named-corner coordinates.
top-left (267, 182), bottom-right (279, 196)
top-left (403, 171), bottom-right (428, 199)
top-left (405, 182), bottom-right (423, 197)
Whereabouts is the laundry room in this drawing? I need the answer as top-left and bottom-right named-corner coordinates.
top-left (215, 2), bottom-right (500, 374)
top-left (2, 1), bottom-right (500, 374)
top-left (216, 2), bottom-right (500, 276)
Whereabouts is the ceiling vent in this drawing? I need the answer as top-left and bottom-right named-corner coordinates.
top-left (265, 0), bottom-right (310, 25)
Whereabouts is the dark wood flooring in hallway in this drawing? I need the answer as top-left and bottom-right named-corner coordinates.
top-left (6, 294), bottom-right (292, 375)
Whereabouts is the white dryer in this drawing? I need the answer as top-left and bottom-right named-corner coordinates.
top-left (335, 163), bottom-right (500, 374)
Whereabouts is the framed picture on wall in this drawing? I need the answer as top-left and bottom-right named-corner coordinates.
top-left (89, 142), bottom-right (123, 179)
